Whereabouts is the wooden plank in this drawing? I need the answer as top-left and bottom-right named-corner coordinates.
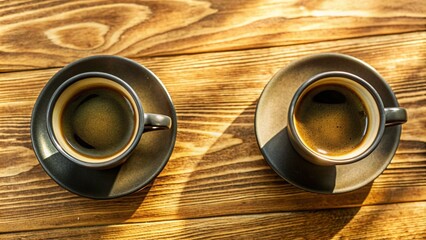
top-left (0, 31), bottom-right (425, 232)
top-left (2, 201), bottom-right (425, 239)
top-left (0, 0), bottom-right (425, 71)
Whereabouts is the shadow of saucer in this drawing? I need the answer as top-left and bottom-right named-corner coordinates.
top-left (26, 161), bottom-right (151, 233)
top-left (177, 101), bottom-right (371, 237)
top-left (40, 152), bottom-right (151, 221)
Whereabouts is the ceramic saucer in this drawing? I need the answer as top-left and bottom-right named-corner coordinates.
top-left (31, 55), bottom-right (177, 199)
top-left (255, 53), bottom-right (402, 193)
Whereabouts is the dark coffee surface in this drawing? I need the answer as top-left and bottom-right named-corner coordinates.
top-left (61, 87), bottom-right (135, 158)
top-left (294, 84), bottom-right (368, 156)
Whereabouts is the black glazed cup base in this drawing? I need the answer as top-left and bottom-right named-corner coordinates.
top-left (31, 55), bottom-right (177, 199)
top-left (255, 53), bottom-right (402, 194)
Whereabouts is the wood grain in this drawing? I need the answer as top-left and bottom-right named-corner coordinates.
top-left (1, 201), bottom-right (425, 239)
top-left (0, 0), bottom-right (425, 71)
top-left (0, 31), bottom-right (425, 233)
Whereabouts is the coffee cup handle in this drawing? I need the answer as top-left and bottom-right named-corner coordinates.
top-left (385, 107), bottom-right (407, 126)
top-left (143, 113), bottom-right (172, 132)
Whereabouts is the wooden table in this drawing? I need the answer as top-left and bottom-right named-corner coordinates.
top-left (0, 1), bottom-right (425, 239)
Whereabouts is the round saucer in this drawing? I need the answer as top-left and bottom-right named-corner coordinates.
top-left (255, 53), bottom-right (402, 194)
top-left (31, 55), bottom-right (177, 199)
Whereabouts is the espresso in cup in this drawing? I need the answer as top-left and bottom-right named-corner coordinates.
top-left (47, 72), bottom-right (172, 169)
top-left (287, 71), bottom-right (406, 166)
top-left (52, 77), bottom-right (138, 161)
top-left (294, 83), bottom-right (368, 156)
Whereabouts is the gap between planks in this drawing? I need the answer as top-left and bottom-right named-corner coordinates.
top-left (0, 30), bottom-right (424, 74)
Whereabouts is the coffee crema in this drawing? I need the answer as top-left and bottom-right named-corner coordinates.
top-left (60, 86), bottom-right (136, 159)
top-left (294, 83), bottom-right (368, 156)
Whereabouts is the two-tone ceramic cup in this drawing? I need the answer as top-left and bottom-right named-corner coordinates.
top-left (287, 71), bottom-right (407, 166)
top-left (46, 72), bottom-right (172, 169)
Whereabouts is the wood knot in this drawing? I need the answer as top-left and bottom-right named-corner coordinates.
top-left (45, 22), bottom-right (109, 50)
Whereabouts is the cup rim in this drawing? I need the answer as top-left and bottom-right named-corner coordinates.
top-left (46, 72), bottom-right (144, 169)
top-left (287, 71), bottom-right (386, 165)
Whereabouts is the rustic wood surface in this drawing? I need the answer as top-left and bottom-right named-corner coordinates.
top-left (0, 0), bottom-right (425, 239)
top-left (1, 202), bottom-right (425, 239)
top-left (0, 0), bottom-right (425, 71)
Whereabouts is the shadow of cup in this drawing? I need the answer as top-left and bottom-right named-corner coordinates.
top-left (177, 102), bottom-right (371, 237)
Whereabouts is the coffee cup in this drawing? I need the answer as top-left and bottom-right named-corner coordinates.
top-left (287, 71), bottom-right (407, 166)
top-left (46, 72), bottom-right (172, 169)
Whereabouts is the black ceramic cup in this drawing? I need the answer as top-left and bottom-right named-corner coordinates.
top-left (46, 72), bottom-right (171, 169)
top-left (287, 71), bottom-right (407, 166)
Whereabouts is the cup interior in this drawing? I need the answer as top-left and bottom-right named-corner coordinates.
top-left (293, 76), bottom-right (381, 162)
top-left (51, 77), bottom-right (141, 164)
